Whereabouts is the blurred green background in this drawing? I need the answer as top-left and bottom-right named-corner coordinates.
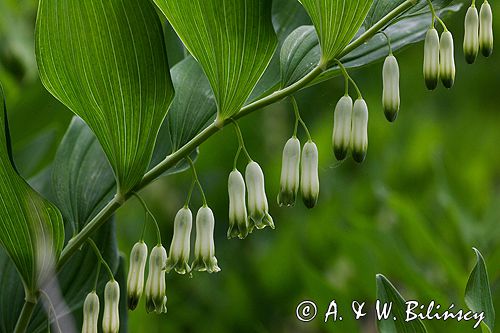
top-left (1, 0), bottom-right (499, 332)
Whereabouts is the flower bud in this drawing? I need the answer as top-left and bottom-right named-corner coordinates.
top-left (423, 28), bottom-right (440, 90)
top-left (440, 31), bottom-right (455, 88)
top-left (82, 292), bottom-right (99, 333)
top-left (464, 6), bottom-right (480, 64)
top-left (245, 161), bottom-right (274, 230)
top-left (192, 206), bottom-right (221, 273)
top-left (300, 141), bottom-right (319, 209)
top-left (479, 1), bottom-right (493, 57)
top-left (351, 98), bottom-right (369, 163)
top-left (277, 137), bottom-right (301, 207)
top-left (145, 245), bottom-right (167, 313)
top-left (166, 208), bottom-right (192, 274)
top-left (102, 280), bottom-right (120, 333)
top-left (332, 95), bottom-right (352, 160)
top-left (382, 55), bottom-right (400, 122)
top-left (227, 170), bottom-right (250, 239)
top-left (127, 241), bottom-right (148, 310)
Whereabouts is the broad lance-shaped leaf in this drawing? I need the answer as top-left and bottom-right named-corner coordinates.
top-left (153, 0), bottom-right (277, 121)
top-left (465, 248), bottom-right (495, 333)
top-left (298, 0), bottom-right (373, 65)
top-left (36, 0), bottom-right (174, 196)
top-left (376, 274), bottom-right (427, 333)
top-left (0, 84), bottom-right (64, 295)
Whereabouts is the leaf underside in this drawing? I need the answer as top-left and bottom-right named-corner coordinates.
top-left (36, 0), bottom-right (174, 195)
top-left (153, 0), bottom-right (277, 120)
top-left (0, 84), bottom-right (64, 294)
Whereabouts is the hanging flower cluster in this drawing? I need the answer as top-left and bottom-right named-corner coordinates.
top-left (95, 2), bottom-right (493, 329)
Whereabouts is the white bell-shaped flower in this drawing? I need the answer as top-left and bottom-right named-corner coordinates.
top-left (464, 5), bottom-right (480, 64)
top-left (166, 207), bottom-right (192, 274)
top-left (479, 1), bottom-right (494, 57)
top-left (382, 55), bottom-right (400, 122)
top-left (144, 245), bottom-right (167, 313)
top-left (82, 291), bottom-right (99, 333)
top-left (127, 241), bottom-right (148, 310)
top-left (192, 206), bottom-right (221, 273)
top-left (300, 141), bottom-right (319, 209)
top-left (102, 280), bottom-right (120, 333)
top-left (423, 28), bottom-right (440, 90)
top-left (351, 98), bottom-right (369, 163)
top-left (245, 161), bottom-right (274, 230)
top-left (440, 31), bottom-right (456, 88)
top-left (227, 169), bottom-right (250, 239)
top-left (278, 137), bottom-right (301, 207)
top-left (332, 95), bottom-right (353, 160)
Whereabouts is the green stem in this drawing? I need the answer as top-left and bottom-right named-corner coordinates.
top-left (14, 298), bottom-right (37, 333)
top-left (187, 157), bottom-right (207, 206)
top-left (88, 239), bottom-right (115, 280)
top-left (379, 31), bottom-right (393, 55)
top-left (54, 0), bottom-right (416, 276)
top-left (290, 97), bottom-right (311, 140)
top-left (231, 120), bottom-right (252, 162)
top-left (133, 193), bottom-right (162, 245)
top-left (184, 180), bottom-right (196, 208)
top-left (334, 60), bottom-right (363, 99)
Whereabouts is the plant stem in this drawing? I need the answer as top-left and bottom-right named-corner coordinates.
top-left (14, 299), bottom-right (37, 333)
top-left (55, 0), bottom-right (417, 273)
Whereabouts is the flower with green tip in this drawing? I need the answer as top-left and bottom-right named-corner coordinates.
top-left (351, 98), bottom-right (369, 163)
top-left (332, 95), bottom-right (353, 160)
top-left (145, 245), bottom-right (167, 314)
top-left (82, 291), bottom-right (99, 333)
top-left (245, 161), bottom-right (274, 230)
top-left (479, 1), bottom-right (494, 57)
top-left (192, 206), bottom-right (221, 273)
top-left (278, 137), bottom-right (301, 207)
top-left (300, 141), bottom-right (319, 209)
top-left (440, 31), bottom-right (455, 88)
top-left (127, 241), bottom-right (148, 310)
top-left (423, 28), bottom-right (440, 90)
top-left (165, 207), bottom-right (192, 274)
top-left (464, 5), bottom-right (479, 64)
top-left (102, 280), bottom-right (120, 333)
top-left (227, 169), bottom-right (250, 239)
top-left (382, 55), bottom-right (400, 122)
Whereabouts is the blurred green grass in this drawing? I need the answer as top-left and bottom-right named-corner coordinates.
top-left (1, 0), bottom-right (499, 332)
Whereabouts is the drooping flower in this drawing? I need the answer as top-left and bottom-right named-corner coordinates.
top-left (332, 95), bottom-right (353, 160)
top-left (227, 169), bottom-right (250, 239)
top-left (382, 55), bottom-right (400, 122)
top-left (300, 141), bottom-right (319, 209)
top-left (145, 245), bottom-right (167, 314)
top-left (126, 241), bottom-right (148, 310)
top-left (479, 1), bottom-right (494, 57)
top-left (423, 28), bottom-right (440, 90)
top-left (245, 161), bottom-right (274, 230)
top-left (464, 5), bottom-right (480, 64)
top-left (165, 207), bottom-right (192, 274)
top-left (278, 137), bottom-right (301, 207)
top-left (440, 31), bottom-right (456, 88)
top-left (102, 280), bottom-right (120, 333)
top-left (192, 206), bottom-right (221, 273)
top-left (351, 98), bottom-right (369, 163)
top-left (82, 291), bottom-right (99, 333)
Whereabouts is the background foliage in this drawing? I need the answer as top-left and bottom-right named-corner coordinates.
top-left (0, 0), bottom-right (498, 332)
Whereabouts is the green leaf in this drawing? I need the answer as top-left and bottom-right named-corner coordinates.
top-left (279, 4), bottom-right (461, 87)
top-left (376, 274), bottom-right (427, 333)
top-left (298, 0), bottom-right (373, 65)
top-left (52, 117), bottom-right (116, 233)
top-left (153, 0), bottom-right (277, 120)
top-left (36, 0), bottom-right (174, 196)
top-left (167, 56), bottom-right (217, 152)
top-left (364, 0), bottom-right (453, 28)
top-left (0, 84), bottom-right (64, 294)
top-left (465, 248), bottom-right (496, 333)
